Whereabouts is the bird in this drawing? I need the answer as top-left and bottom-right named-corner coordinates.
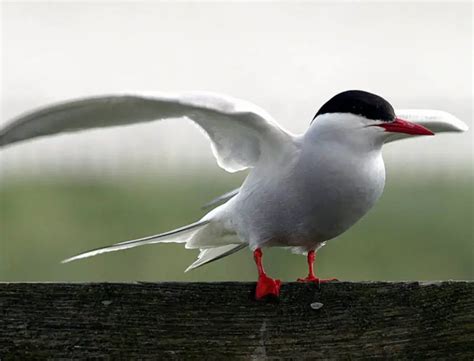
top-left (0, 90), bottom-right (468, 300)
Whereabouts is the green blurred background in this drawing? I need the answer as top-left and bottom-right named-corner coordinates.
top-left (1, 171), bottom-right (472, 282)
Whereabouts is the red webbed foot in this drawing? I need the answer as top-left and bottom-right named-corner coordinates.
top-left (253, 248), bottom-right (281, 300)
top-left (255, 274), bottom-right (281, 300)
top-left (297, 250), bottom-right (338, 284)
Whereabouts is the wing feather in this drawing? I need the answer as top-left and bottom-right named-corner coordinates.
top-left (202, 188), bottom-right (241, 209)
top-left (0, 92), bottom-right (292, 172)
top-left (396, 109), bottom-right (468, 133)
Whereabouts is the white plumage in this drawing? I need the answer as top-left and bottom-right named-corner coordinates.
top-left (0, 91), bottom-right (468, 274)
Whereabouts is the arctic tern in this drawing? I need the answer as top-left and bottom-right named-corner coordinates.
top-left (0, 90), bottom-right (468, 299)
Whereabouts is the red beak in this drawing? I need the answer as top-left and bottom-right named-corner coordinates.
top-left (378, 117), bottom-right (434, 136)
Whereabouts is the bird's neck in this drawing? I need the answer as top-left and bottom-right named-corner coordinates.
top-left (304, 124), bottom-right (384, 156)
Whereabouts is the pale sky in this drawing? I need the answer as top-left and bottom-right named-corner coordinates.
top-left (1, 2), bottom-right (472, 177)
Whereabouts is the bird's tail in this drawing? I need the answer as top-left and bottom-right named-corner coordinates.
top-left (61, 220), bottom-right (209, 263)
top-left (185, 244), bottom-right (247, 272)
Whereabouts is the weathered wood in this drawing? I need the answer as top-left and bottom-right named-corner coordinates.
top-left (0, 282), bottom-right (472, 359)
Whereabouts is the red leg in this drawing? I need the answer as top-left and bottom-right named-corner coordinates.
top-left (297, 250), bottom-right (338, 283)
top-left (254, 248), bottom-right (281, 300)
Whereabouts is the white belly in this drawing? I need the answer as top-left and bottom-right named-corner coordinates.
top-left (230, 144), bottom-right (386, 251)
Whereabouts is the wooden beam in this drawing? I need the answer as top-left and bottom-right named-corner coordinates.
top-left (0, 282), bottom-right (472, 359)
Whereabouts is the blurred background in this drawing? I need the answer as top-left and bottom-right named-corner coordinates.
top-left (1, 2), bottom-right (472, 282)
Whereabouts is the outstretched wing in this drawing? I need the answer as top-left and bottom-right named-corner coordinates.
top-left (0, 92), bottom-right (292, 172)
top-left (385, 109), bottom-right (468, 143)
top-left (395, 109), bottom-right (468, 133)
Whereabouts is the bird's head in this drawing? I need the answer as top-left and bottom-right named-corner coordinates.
top-left (308, 90), bottom-right (434, 151)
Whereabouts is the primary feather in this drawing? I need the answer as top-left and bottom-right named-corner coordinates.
top-left (201, 188), bottom-right (241, 209)
top-left (0, 92), bottom-right (291, 172)
top-left (395, 109), bottom-right (468, 132)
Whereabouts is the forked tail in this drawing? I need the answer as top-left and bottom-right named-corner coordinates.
top-left (61, 220), bottom-right (210, 263)
top-left (185, 244), bottom-right (247, 271)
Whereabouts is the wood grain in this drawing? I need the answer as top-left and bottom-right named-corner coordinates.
top-left (0, 282), bottom-right (472, 359)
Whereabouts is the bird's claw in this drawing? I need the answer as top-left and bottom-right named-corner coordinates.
top-left (255, 274), bottom-right (281, 300)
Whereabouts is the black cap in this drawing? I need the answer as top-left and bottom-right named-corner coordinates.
top-left (312, 90), bottom-right (395, 123)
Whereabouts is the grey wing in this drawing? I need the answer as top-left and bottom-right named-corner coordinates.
top-left (0, 92), bottom-right (293, 173)
top-left (395, 109), bottom-right (468, 133)
top-left (201, 188), bottom-right (241, 210)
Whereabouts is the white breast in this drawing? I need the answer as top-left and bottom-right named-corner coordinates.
top-left (229, 135), bottom-right (386, 251)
